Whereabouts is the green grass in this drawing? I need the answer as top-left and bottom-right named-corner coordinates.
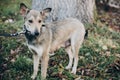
top-left (0, 0), bottom-right (120, 80)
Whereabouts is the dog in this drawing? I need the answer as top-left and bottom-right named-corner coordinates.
top-left (20, 3), bottom-right (86, 80)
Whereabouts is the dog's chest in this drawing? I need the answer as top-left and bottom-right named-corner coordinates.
top-left (28, 44), bottom-right (43, 57)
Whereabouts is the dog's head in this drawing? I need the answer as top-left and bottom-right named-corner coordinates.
top-left (20, 3), bottom-right (52, 36)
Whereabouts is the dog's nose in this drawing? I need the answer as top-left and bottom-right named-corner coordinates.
top-left (34, 32), bottom-right (39, 36)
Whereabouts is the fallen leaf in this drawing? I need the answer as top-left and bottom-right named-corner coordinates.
top-left (102, 45), bottom-right (108, 50)
top-left (115, 54), bottom-right (120, 58)
top-left (105, 51), bottom-right (111, 57)
top-left (75, 76), bottom-right (83, 80)
top-left (11, 58), bottom-right (16, 63)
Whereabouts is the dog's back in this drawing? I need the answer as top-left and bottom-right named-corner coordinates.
top-left (46, 18), bottom-right (85, 54)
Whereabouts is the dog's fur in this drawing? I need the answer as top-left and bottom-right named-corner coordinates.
top-left (20, 3), bottom-right (86, 80)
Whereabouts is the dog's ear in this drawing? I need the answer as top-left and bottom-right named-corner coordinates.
top-left (40, 8), bottom-right (52, 19)
top-left (20, 3), bottom-right (29, 17)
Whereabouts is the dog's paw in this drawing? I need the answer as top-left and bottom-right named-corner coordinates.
top-left (31, 75), bottom-right (36, 80)
top-left (65, 65), bottom-right (71, 70)
top-left (71, 70), bottom-right (76, 74)
top-left (71, 68), bottom-right (76, 74)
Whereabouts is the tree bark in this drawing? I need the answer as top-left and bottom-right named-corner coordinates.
top-left (32, 0), bottom-right (95, 23)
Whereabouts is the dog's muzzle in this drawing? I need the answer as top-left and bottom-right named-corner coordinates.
top-left (24, 25), bottom-right (40, 36)
top-left (24, 25), bottom-right (37, 42)
top-left (34, 30), bottom-right (39, 36)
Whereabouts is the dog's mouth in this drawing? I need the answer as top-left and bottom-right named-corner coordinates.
top-left (25, 32), bottom-right (37, 43)
top-left (23, 25), bottom-right (31, 34)
top-left (24, 25), bottom-right (38, 42)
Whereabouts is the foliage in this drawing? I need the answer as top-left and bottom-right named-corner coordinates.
top-left (0, 0), bottom-right (120, 80)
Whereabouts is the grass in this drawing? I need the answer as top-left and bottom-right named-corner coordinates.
top-left (0, 0), bottom-right (120, 80)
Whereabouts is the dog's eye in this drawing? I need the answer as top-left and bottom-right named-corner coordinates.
top-left (28, 20), bottom-right (33, 23)
top-left (38, 20), bottom-right (41, 23)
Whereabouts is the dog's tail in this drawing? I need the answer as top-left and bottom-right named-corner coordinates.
top-left (84, 30), bottom-right (88, 38)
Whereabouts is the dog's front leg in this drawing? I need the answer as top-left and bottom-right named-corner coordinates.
top-left (41, 52), bottom-right (49, 80)
top-left (31, 54), bottom-right (40, 80)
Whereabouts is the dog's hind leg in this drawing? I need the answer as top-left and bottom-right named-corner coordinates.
top-left (65, 46), bottom-right (73, 69)
top-left (70, 32), bottom-right (78, 74)
top-left (70, 31), bottom-right (84, 74)
top-left (31, 54), bottom-right (40, 80)
top-left (71, 38), bottom-right (84, 74)
top-left (71, 44), bottom-right (79, 74)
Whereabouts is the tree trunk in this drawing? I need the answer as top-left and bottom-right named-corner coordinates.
top-left (32, 0), bottom-right (95, 23)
